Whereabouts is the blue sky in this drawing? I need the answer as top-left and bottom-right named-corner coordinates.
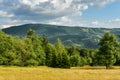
top-left (0, 0), bottom-right (120, 28)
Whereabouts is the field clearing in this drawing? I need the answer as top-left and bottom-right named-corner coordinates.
top-left (0, 66), bottom-right (120, 80)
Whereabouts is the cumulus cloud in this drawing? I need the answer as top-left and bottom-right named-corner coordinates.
top-left (1, 0), bottom-right (115, 21)
top-left (1, 0), bottom-right (79, 21)
top-left (0, 0), bottom-right (119, 28)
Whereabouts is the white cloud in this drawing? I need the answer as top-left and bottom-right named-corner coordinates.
top-left (0, 20), bottom-right (17, 28)
top-left (48, 16), bottom-right (88, 27)
top-left (48, 16), bottom-right (73, 26)
top-left (20, 0), bottom-right (49, 7)
top-left (90, 0), bottom-right (117, 8)
top-left (51, 0), bottom-right (72, 10)
top-left (77, 4), bottom-right (88, 10)
top-left (0, 11), bottom-right (14, 18)
top-left (1, 0), bottom-right (117, 20)
top-left (0, 19), bottom-right (38, 28)
top-left (0, 0), bottom-right (90, 23)
top-left (0, 24), bottom-right (12, 29)
top-left (106, 18), bottom-right (120, 28)
top-left (0, 0), bottom-right (119, 28)
top-left (90, 18), bottom-right (120, 28)
top-left (109, 18), bottom-right (120, 22)
top-left (92, 21), bottom-right (99, 26)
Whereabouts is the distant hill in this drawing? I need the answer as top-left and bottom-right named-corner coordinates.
top-left (2, 24), bottom-right (120, 48)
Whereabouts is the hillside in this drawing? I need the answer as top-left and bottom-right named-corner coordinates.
top-left (2, 24), bottom-right (120, 48)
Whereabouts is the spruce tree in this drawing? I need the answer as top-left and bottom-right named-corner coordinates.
top-left (45, 43), bottom-right (56, 67)
top-left (55, 38), bottom-right (70, 68)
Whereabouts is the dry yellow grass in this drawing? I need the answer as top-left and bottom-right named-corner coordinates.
top-left (0, 66), bottom-right (120, 80)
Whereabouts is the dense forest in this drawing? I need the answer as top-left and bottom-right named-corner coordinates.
top-left (0, 29), bottom-right (120, 69)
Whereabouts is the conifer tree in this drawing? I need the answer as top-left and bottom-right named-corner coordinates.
top-left (55, 38), bottom-right (70, 68)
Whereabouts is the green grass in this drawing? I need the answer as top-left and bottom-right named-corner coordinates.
top-left (0, 66), bottom-right (120, 80)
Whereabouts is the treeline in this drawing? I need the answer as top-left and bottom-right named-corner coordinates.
top-left (0, 29), bottom-right (120, 69)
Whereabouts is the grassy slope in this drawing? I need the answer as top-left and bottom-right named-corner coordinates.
top-left (0, 66), bottom-right (120, 80)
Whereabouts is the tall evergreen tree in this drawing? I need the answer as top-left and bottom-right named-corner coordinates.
top-left (97, 32), bottom-right (119, 69)
top-left (45, 43), bottom-right (56, 67)
top-left (55, 38), bottom-right (70, 68)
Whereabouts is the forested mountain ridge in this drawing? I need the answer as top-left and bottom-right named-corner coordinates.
top-left (2, 24), bottom-right (120, 48)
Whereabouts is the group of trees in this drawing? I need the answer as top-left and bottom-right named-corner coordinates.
top-left (0, 29), bottom-right (120, 69)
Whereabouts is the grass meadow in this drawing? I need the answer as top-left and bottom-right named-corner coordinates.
top-left (0, 66), bottom-right (120, 80)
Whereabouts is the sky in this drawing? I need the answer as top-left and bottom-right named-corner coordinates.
top-left (0, 0), bottom-right (120, 29)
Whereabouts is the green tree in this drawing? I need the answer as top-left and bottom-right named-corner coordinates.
top-left (70, 54), bottom-right (81, 67)
top-left (45, 43), bottom-right (57, 67)
top-left (97, 32), bottom-right (119, 69)
top-left (67, 46), bottom-right (81, 67)
top-left (0, 31), bottom-right (22, 66)
top-left (27, 28), bottom-right (35, 37)
top-left (23, 38), bottom-right (39, 66)
top-left (55, 38), bottom-right (70, 68)
top-left (79, 49), bottom-right (92, 66)
top-left (25, 29), bottom-right (46, 66)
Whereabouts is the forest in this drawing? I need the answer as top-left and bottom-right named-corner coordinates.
top-left (0, 29), bottom-right (120, 69)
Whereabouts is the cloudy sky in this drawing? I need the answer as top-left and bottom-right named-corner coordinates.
top-left (0, 0), bottom-right (120, 28)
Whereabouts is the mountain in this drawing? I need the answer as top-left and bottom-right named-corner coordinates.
top-left (2, 24), bottom-right (120, 48)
